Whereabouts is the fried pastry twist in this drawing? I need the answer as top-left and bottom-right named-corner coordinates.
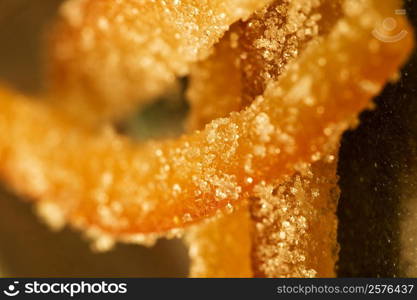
top-left (0, 0), bottom-right (413, 277)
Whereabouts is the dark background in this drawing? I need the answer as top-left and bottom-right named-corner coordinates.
top-left (337, 0), bottom-right (417, 277)
top-left (0, 0), bottom-right (416, 277)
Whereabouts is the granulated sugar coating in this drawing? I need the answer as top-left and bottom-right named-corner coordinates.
top-left (48, 0), bottom-right (273, 121)
top-left (242, 0), bottom-right (343, 278)
top-left (185, 0), bottom-right (342, 277)
top-left (0, 0), bottom-right (413, 278)
top-left (184, 0), bottom-right (410, 277)
top-left (0, 0), bottom-right (412, 243)
top-left (185, 26), bottom-right (250, 277)
top-left (251, 153), bottom-right (339, 277)
top-left (240, 0), bottom-right (343, 105)
top-left (186, 0), bottom-right (342, 129)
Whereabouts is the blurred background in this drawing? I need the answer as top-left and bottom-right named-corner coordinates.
top-left (0, 0), bottom-right (416, 277)
top-left (0, 0), bottom-right (189, 277)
